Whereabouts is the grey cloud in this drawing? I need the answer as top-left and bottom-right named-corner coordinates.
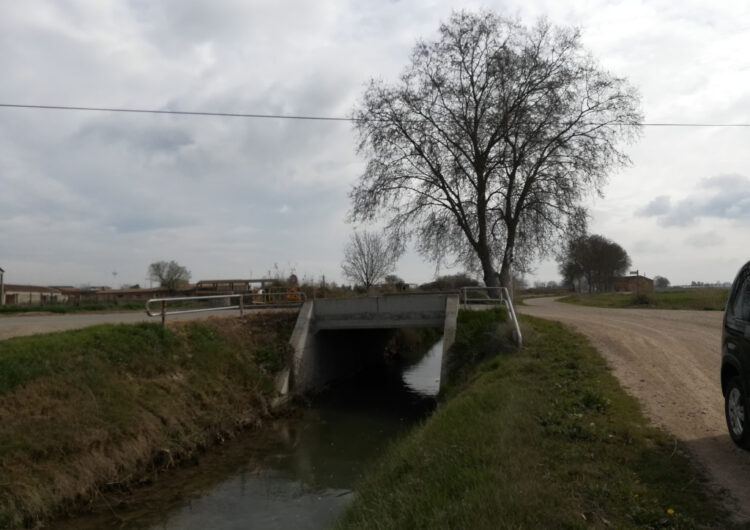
top-left (107, 211), bottom-right (193, 234)
top-left (685, 231), bottom-right (724, 248)
top-left (636, 195), bottom-right (670, 216)
top-left (636, 174), bottom-right (750, 227)
top-left (77, 121), bottom-right (193, 155)
top-left (632, 239), bottom-right (667, 254)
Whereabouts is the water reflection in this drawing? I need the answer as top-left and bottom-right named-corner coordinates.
top-left (403, 339), bottom-right (443, 395)
top-left (52, 338), bottom-right (443, 530)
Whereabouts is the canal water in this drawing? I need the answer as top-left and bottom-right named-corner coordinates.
top-left (52, 338), bottom-right (443, 530)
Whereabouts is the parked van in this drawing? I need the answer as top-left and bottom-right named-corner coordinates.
top-left (722, 261), bottom-right (750, 449)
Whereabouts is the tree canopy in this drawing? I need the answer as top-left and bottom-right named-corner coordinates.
top-left (558, 234), bottom-right (630, 292)
top-left (148, 260), bottom-right (191, 291)
top-left (350, 10), bottom-right (642, 289)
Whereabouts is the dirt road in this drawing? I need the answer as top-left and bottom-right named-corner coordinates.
top-left (518, 297), bottom-right (750, 519)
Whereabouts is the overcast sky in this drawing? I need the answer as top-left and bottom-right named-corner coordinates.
top-left (2, 0), bottom-right (749, 288)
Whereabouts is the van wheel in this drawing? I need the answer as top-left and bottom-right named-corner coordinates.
top-left (726, 377), bottom-right (750, 449)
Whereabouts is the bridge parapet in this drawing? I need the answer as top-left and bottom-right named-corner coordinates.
top-left (313, 294), bottom-right (449, 331)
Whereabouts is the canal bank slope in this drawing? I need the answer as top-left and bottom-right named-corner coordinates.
top-left (335, 312), bottom-right (738, 528)
top-left (0, 312), bottom-right (298, 528)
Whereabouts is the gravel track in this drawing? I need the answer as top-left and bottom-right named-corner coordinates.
top-left (518, 297), bottom-right (750, 520)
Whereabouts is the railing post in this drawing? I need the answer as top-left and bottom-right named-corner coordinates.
top-left (161, 300), bottom-right (166, 327)
top-left (239, 295), bottom-right (244, 317)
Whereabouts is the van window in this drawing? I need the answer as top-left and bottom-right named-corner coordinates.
top-left (731, 273), bottom-right (750, 322)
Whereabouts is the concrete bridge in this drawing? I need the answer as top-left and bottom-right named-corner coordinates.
top-left (277, 293), bottom-right (459, 395)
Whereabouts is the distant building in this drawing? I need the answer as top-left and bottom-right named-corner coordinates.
top-left (196, 279), bottom-right (273, 295)
top-left (58, 285), bottom-right (195, 305)
top-left (3, 285), bottom-right (67, 305)
top-left (613, 275), bottom-right (653, 293)
top-left (1, 284), bottom-right (203, 306)
top-left (83, 287), bottom-right (177, 303)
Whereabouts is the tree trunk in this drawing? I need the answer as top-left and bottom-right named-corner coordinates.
top-left (498, 226), bottom-right (516, 292)
top-left (477, 243), bottom-right (501, 298)
top-left (498, 256), bottom-right (512, 290)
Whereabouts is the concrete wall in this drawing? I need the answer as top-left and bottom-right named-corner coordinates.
top-left (313, 293), bottom-right (449, 330)
top-left (439, 294), bottom-right (459, 381)
top-left (283, 294), bottom-right (459, 395)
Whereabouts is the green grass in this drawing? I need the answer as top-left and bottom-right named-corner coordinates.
top-left (440, 306), bottom-right (514, 394)
top-left (0, 312), bottom-right (296, 528)
top-left (560, 288), bottom-right (729, 311)
top-left (335, 313), bottom-right (738, 529)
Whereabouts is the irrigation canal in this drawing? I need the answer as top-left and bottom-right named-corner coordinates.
top-left (51, 339), bottom-right (444, 529)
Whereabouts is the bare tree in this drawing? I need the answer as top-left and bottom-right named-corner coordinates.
top-left (148, 260), bottom-right (191, 291)
top-left (341, 231), bottom-right (400, 289)
top-left (558, 234), bottom-right (630, 292)
top-left (350, 11), bottom-right (642, 289)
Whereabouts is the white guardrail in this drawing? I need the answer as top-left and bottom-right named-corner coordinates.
top-left (460, 286), bottom-right (522, 347)
top-left (146, 291), bottom-right (305, 326)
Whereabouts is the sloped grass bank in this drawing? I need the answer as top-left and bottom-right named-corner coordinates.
top-left (335, 313), bottom-right (736, 529)
top-left (560, 288), bottom-right (728, 311)
top-left (0, 312), bottom-right (297, 528)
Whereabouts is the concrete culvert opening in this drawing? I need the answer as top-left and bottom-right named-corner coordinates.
top-left (284, 294), bottom-right (459, 396)
top-left (303, 327), bottom-right (444, 395)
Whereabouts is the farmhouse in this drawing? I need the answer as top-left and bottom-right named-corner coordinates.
top-left (613, 275), bottom-right (653, 293)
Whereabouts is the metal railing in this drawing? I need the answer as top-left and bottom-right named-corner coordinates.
top-left (146, 291), bottom-right (306, 326)
top-left (460, 286), bottom-right (522, 347)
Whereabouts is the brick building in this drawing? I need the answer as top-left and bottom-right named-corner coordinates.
top-left (613, 275), bottom-right (653, 293)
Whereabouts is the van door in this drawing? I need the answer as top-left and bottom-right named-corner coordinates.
top-left (725, 267), bottom-right (750, 386)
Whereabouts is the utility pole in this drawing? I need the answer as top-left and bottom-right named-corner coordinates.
top-left (0, 266), bottom-right (4, 306)
top-left (630, 269), bottom-right (639, 297)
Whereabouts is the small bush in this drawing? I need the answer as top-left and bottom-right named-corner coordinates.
top-left (630, 292), bottom-right (653, 306)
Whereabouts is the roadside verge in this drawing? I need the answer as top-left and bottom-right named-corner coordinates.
top-left (335, 313), bottom-right (737, 528)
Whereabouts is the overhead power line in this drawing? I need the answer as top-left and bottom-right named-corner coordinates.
top-left (1, 102), bottom-right (749, 127)
top-left (0, 103), bottom-right (351, 122)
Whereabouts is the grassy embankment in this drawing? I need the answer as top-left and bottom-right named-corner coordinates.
top-left (336, 308), bottom-right (737, 529)
top-left (0, 312), bottom-right (297, 528)
top-left (560, 288), bottom-right (729, 311)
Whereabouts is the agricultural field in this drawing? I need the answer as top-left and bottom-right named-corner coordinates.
top-left (559, 288), bottom-right (729, 311)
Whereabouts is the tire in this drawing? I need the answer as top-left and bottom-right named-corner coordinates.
top-left (725, 376), bottom-right (750, 450)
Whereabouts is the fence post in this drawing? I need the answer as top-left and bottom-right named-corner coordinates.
top-left (239, 295), bottom-right (244, 317)
top-left (161, 300), bottom-right (166, 327)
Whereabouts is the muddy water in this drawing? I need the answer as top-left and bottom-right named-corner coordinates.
top-left (53, 339), bottom-right (443, 530)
